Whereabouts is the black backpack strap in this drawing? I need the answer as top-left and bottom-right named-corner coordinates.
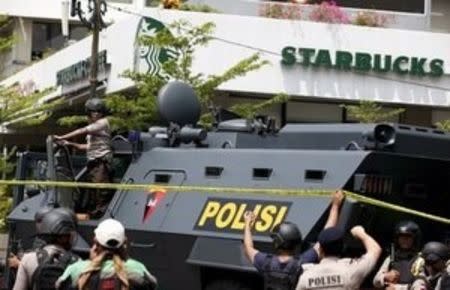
top-left (58, 251), bottom-right (76, 267)
top-left (287, 256), bottom-right (303, 290)
top-left (36, 248), bottom-right (49, 265)
top-left (114, 276), bottom-right (122, 290)
top-left (294, 255), bottom-right (304, 274)
top-left (285, 256), bottom-right (302, 273)
top-left (31, 249), bottom-right (50, 286)
top-left (88, 271), bottom-right (102, 290)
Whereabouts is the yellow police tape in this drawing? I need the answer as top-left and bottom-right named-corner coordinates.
top-left (0, 179), bottom-right (449, 225)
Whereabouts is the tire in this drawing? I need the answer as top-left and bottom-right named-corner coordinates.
top-left (205, 279), bottom-right (254, 290)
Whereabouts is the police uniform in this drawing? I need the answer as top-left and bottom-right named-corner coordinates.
top-left (373, 253), bottom-right (423, 290)
top-left (296, 253), bottom-right (378, 290)
top-left (13, 245), bottom-right (68, 290)
top-left (84, 117), bottom-right (113, 215)
top-left (85, 117), bottom-right (112, 164)
top-left (410, 262), bottom-right (450, 290)
top-left (85, 117), bottom-right (112, 184)
top-left (373, 220), bottom-right (423, 290)
top-left (410, 242), bottom-right (450, 290)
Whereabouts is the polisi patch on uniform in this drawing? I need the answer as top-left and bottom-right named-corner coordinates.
top-left (194, 197), bottom-right (291, 234)
top-left (308, 275), bottom-right (344, 289)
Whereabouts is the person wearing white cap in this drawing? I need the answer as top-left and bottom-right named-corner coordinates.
top-left (56, 219), bottom-right (157, 290)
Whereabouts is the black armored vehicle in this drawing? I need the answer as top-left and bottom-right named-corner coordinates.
top-left (4, 82), bottom-right (450, 289)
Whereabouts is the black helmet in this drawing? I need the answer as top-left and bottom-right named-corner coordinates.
top-left (422, 242), bottom-right (450, 264)
top-left (85, 97), bottom-right (107, 114)
top-left (34, 207), bottom-right (53, 234)
top-left (270, 222), bottom-right (302, 250)
top-left (394, 220), bottom-right (421, 246)
top-left (39, 208), bottom-right (77, 236)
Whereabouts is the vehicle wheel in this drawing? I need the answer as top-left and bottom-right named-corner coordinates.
top-left (205, 279), bottom-right (254, 290)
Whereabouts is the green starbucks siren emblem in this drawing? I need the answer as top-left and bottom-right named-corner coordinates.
top-left (134, 17), bottom-right (177, 78)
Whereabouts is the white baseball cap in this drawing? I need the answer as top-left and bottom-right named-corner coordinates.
top-left (94, 219), bottom-right (126, 249)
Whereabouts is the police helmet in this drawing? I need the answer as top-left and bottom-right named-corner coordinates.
top-left (422, 242), bottom-right (450, 264)
top-left (394, 220), bottom-right (421, 246)
top-left (270, 222), bottom-right (302, 250)
top-left (39, 208), bottom-right (77, 236)
top-left (34, 207), bottom-right (53, 234)
top-left (85, 97), bottom-right (107, 114)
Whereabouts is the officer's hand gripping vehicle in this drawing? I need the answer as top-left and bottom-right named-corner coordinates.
top-left (4, 81), bottom-right (450, 290)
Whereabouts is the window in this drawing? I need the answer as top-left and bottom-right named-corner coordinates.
top-left (432, 110), bottom-right (450, 126)
top-left (287, 102), bottom-right (343, 123)
top-left (345, 106), bottom-right (402, 123)
top-left (32, 22), bottom-right (64, 60)
top-left (31, 22), bottom-right (89, 61)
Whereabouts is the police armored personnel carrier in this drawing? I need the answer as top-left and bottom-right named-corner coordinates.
top-left (4, 82), bottom-right (450, 290)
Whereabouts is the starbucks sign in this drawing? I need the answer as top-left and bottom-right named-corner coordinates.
top-left (56, 50), bottom-right (109, 87)
top-left (134, 17), bottom-right (178, 79)
top-left (281, 47), bottom-right (444, 77)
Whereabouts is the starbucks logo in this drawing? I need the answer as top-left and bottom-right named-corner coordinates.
top-left (134, 17), bottom-right (177, 78)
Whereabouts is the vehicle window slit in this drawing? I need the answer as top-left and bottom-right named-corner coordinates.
top-left (304, 170), bottom-right (326, 182)
top-left (253, 168), bottom-right (272, 180)
top-left (205, 166), bottom-right (223, 178)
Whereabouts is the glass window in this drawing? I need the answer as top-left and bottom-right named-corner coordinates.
top-left (287, 102), bottom-right (342, 123)
top-left (32, 22), bottom-right (64, 60)
top-left (345, 105), bottom-right (402, 123)
top-left (31, 23), bottom-right (89, 61)
top-left (432, 110), bottom-right (450, 124)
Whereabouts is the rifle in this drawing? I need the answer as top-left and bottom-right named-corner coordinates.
top-left (389, 243), bottom-right (395, 270)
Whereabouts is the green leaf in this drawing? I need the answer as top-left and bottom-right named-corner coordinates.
top-left (341, 100), bottom-right (404, 123)
top-left (435, 120), bottom-right (450, 132)
top-left (230, 93), bottom-right (290, 119)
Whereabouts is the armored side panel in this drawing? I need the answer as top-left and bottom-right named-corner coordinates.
top-left (5, 123), bottom-right (450, 290)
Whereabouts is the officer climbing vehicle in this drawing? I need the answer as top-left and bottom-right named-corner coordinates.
top-left (5, 81), bottom-right (450, 289)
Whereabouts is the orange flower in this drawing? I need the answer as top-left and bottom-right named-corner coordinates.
top-left (162, 0), bottom-right (180, 9)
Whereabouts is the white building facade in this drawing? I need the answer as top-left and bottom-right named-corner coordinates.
top-left (1, 0), bottom-right (450, 130)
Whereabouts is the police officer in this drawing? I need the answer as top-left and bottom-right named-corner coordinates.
top-left (56, 218), bottom-right (157, 290)
top-left (243, 190), bottom-right (344, 290)
top-left (55, 98), bottom-right (113, 218)
top-left (12, 207), bottom-right (78, 290)
top-left (296, 225), bottom-right (382, 290)
top-left (373, 220), bottom-right (423, 290)
top-left (8, 207), bottom-right (51, 268)
top-left (411, 242), bottom-right (450, 290)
